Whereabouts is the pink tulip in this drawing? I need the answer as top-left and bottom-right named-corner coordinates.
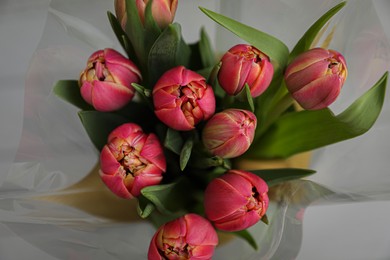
top-left (148, 213), bottom-right (218, 260)
top-left (99, 123), bottom-right (166, 199)
top-left (136, 0), bottom-right (178, 29)
top-left (79, 48), bottom-right (141, 112)
top-left (114, 0), bottom-right (127, 29)
top-left (284, 48), bottom-right (348, 110)
top-left (204, 170), bottom-right (269, 232)
top-left (218, 44), bottom-right (274, 97)
top-left (202, 109), bottom-right (257, 158)
top-left (153, 66), bottom-right (216, 131)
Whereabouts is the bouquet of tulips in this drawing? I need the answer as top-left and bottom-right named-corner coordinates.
top-left (53, 0), bottom-right (387, 259)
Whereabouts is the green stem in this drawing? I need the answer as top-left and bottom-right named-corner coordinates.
top-left (258, 91), bottom-right (294, 136)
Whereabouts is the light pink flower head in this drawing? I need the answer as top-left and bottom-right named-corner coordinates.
top-left (153, 66), bottom-right (216, 131)
top-left (218, 44), bottom-right (274, 97)
top-left (202, 109), bottom-right (257, 158)
top-left (99, 123), bottom-right (166, 199)
top-left (284, 47), bottom-right (348, 110)
top-left (136, 0), bottom-right (178, 29)
top-left (79, 48), bottom-right (141, 112)
top-left (148, 213), bottom-right (218, 260)
top-left (204, 170), bottom-right (269, 232)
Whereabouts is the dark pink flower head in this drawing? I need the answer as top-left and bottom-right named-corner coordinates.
top-left (99, 123), bottom-right (166, 199)
top-left (148, 213), bottom-right (218, 260)
top-left (202, 109), bottom-right (257, 158)
top-left (79, 48), bottom-right (141, 112)
top-left (284, 47), bottom-right (348, 110)
top-left (153, 66), bottom-right (216, 131)
top-left (218, 44), bottom-right (274, 97)
top-left (204, 170), bottom-right (269, 232)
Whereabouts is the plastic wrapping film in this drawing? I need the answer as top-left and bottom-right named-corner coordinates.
top-left (1, 0), bottom-right (390, 259)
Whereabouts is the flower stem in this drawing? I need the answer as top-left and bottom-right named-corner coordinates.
top-left (258, 91), bottom-right (294, 135)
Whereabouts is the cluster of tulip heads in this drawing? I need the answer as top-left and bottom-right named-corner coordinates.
top-left (75, 0), bottom-right (348, 259)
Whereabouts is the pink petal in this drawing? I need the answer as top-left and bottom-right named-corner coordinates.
top-left (249, 59), bottom-right (274, 97)
top-left (99, 171), bottom-right (133, 199)
top-left (285, 59), bottom-right (329, 93)
top-left (153, 66), bottom-right (185, 93)
top-left (214, 210), bottom-right (260, 231)
top-left (140, 133), bottom-right (166, 172)
top-left (204, 178), bottom-right (247, 221)
top-left (80, 81), bottom-right (94, 105)
top-left (100, 146), bottom-right (121, 175)
top-left (196, 86), bottom-right (216, 120)
top-left (91, 81), bottom-right (134, 111)
top-left (131, 173), bottom-right (162, 197)
top-left (155, 107), bottom-right (194, 131)
top-left (218, 53), bottom-right (243, 95)
top-left (293, 74), bottom-right (342, 110)
top-left (108, 123), bottom-right (142, 142)
top-left (153, 88), bottom-right (177, 110)
top-left (233, 170), bottom-right (269, 194)
top-left (184, 214), bottom-right (218, 246)
top-left (285, 48), bottom-right (331, 77)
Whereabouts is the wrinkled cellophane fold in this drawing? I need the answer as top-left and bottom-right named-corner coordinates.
top-left (1, 0), bottom-right (390, 259)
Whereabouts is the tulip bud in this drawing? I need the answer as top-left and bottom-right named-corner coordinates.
top-left (99, 123), bottom-right (166, 199)
top-left (148, 213), bottom-right (218, 260)
top-left (153, 66), bottom-right (216, 131)
top-left (136, 0), bottom-right (178, 29)
top-left (202, 109), bottom-right (257, 158)
top-left (79, 48), bottom-right (141, 112)
top-left (218, 44), bottom-right (274, 97)
top-left (284, 48), bottom-right (348, 110)
top-left (114, 0), bottom-right (127, 29)
top-left (204, 170), bottom-right (269, 232)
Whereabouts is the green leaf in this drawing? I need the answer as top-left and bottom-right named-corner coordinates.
top-left (244, 84), bottom-right (255, 112)
top-left (148, 23), bottom-right (191, 86)
top-left (180, 136), bottom-right (194, 171)
top-left (143, 0), bottom-right (162, 54)
top-left (140, 178), bottom-right (193, 215)
top-left (137, 195), bottom-right (156, 218)
top-left (199, 7), bottom-right (289, 71)
top-left (232, 230), bottom-right (258, 250)
top-left (107, 11), bottom-right (137, 62)
top-left (248, 72), bottom-right (388, 158)
top-left (164, 128), bottom-right (183, 155)
top-left (78, 111), bottom-right (129, 150)
top-left (289, 1), bottom-right (346, 62)
top-left (125, 0), bottom-right (145, 65)
top-left (53, 80), bottom-right (92, 110)
top-left (199, 27), bottom-right (216, 68)
top-left (131, 83), bottom-right (153, 110)
top-left (251, 168), bottom-right (316, 187)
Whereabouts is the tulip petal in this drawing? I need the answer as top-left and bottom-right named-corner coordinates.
top-left (214, 210), bottom-right (260, 232)
top-left (79, 81), bottom-right (94, 105)
top-left (155, 107), bottom-right (194, 131)
top-left (250, 60), bottom-right (274, 97)
top-left (218, 54), bottom-right (243, 95)
top-left (100, 146), bottom-right (121, 175)
top-left (99, 171), bottom-right (133, 199)
top-left (204, 178), bottom-right (247, 221)
top-left (196, 86), bottom-right (216, 120)
top-left (285, 48), bottom-right (331, 76)
top-left (286, 59), bottom-right (329, 93)
top-left (140, 133), bottom-right (166, 171)
top-left (185, 214), bottom-right (218, 246)
top-left (293, 74), bottom-right (342, 110)
top-left (131, 174), bottom-right (163, 197)
top-left (92, 81), bottom-right (134, 111)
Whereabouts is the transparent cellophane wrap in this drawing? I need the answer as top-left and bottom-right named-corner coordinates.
top-left (1, 0), bottom-right (390, 259)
